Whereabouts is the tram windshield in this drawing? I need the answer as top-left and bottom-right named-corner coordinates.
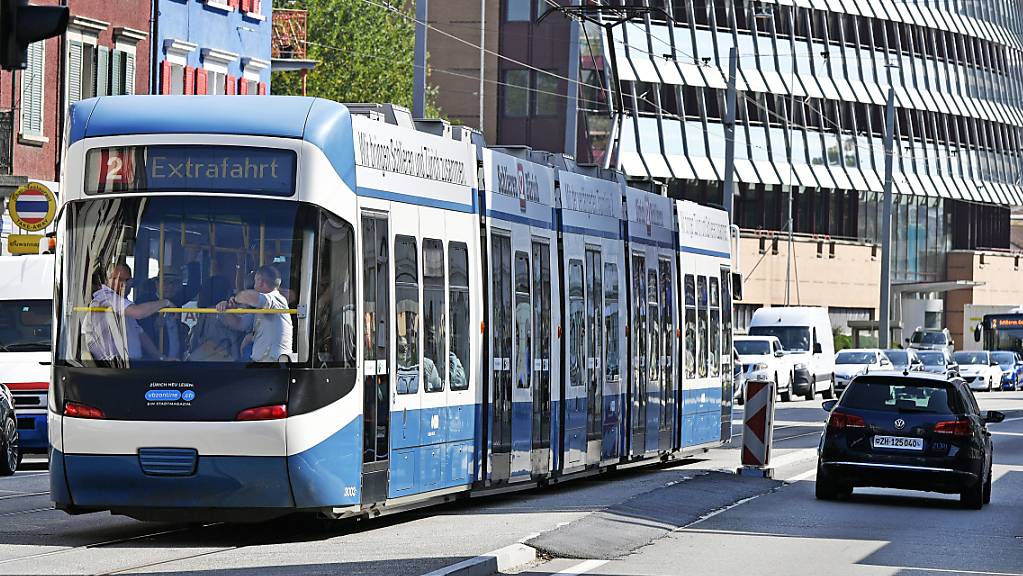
top-left (58, 196), bottom-right (321, 368)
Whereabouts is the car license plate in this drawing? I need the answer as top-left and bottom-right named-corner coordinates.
top-left (872, 435), bottom-right (924, 451)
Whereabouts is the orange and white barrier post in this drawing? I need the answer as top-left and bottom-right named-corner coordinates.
top-left (738, 377), bottom-right (776, 478)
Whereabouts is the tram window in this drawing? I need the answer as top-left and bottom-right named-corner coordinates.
top-left (709, 277), bottom-right (720, 378)
top-left (313, 214), bottom-right (356, 368)
top-left (604, 263), bottom-right (620, 382)
top-left (648, 269), bottom-right (660, 382)
top-left (448, 242), bottom-right (470, 391)
top-left (585, 249), bottom-right (602, 393)
top-left (395, 235), bottom-right (420, 394)
top-left (684, 274), bottom-right (696, 380)
top-left (720, 269), bottom-right (733, 358)
top-left (423, 239), bottom-right (446, 392)
top-left (697, 276), bottom-right (708, 378)
top-left (659, 259), bottom-right (673, 424)
top-left (632, 256), bottom-right (646, 384)
top-left (568, 259), bottom-right (585, 387)
top-left (60, 196), bottom-right (309, 368)
top-left (514, 251), bottom-right (531, 389)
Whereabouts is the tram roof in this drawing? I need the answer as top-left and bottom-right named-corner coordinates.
top-left (68, 96), bottom-right (356, 189)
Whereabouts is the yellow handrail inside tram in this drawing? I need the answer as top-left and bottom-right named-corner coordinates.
top-left (73, 307), bottom-right (298, 315)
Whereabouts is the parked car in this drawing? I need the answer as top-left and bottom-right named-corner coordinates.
top-left (735, 335), bottom-right (796, 403)
top-left (816, 371), bottom-right (1003, 509)
top-left (917, 350), bottom-right (960, 379)
top-left (748, 307), bottom-right (835, 401)
top-left (833, 349), bottom-right (890, 393)
top-left (907, 327), bottom-right (954, 354)
top-left (990, 351), bottom-right (1022, 391)
top-left (0, 382), bottom-right (18, 476)
top-left (732, 347), bottom-right (746, 403)
top-left (883, 348), bottom-right (924, 372)
top-left (953, 351), bottom-right (1002, 392)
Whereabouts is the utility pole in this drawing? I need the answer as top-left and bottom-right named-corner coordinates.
top-left (722, 46), bottom-right (738, 223)
top-left (879, 86), bottom-right (896, 349)
top-left (478, 0), bottom-right (485, 132)
top-left (413, 0), bottom-right (428, 118)
top-left (562, 0), bottom-right (581, 158)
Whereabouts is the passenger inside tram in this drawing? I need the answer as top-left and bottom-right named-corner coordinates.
top-left (84, 262), bottom-right (172, 364)
top-left (215, 265), bottom-right (294, 363)
top-left (187, 275), bottom-right (240, 361)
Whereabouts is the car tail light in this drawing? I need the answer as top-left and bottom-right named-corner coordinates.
top-left (235, 404), bottom-right (287, 421)
top-left (64, 401), bottom-right (105, 419)
top-left (934, 419), bottom-right (971, 436)
top-left (828, 410), bottom-right (866, 430)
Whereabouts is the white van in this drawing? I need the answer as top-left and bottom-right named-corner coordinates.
top-left (748, 306), bottom-right (836, 401)
top-left (0, 255), bottom-right (54, 456)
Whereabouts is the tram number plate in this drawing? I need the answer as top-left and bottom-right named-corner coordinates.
top-left (872, 436), bottom-right (923, 451)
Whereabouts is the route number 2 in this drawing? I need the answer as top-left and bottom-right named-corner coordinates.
top-left (106, 155), bottom-right (123, 182)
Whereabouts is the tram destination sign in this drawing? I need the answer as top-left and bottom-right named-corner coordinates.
top-left (84, 145), bottom-right (297, 196)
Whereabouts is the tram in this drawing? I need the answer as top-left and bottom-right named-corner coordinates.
top-left (50, 96), bottom-right (736, 521)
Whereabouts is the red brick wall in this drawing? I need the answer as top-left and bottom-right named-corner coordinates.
top-left (0, 0), bottom-right (151, 185)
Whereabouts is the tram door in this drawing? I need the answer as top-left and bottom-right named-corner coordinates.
top-left (630, 254), bottom-right (647, 455)
top-left (584, 248), bottom-right (603, 465)
top-left (530, 241), bottom-right (552, 478)
top-left (361, 214), bottom-right (390, 504)
top-left (490, 233), bottom-right (513, 482)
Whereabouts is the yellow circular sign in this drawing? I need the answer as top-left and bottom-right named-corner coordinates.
top-left (7, 182), bottom-right (56, 232)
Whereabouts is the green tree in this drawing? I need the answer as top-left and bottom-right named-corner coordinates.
top-left (272, 0), bottom-right (441, 116)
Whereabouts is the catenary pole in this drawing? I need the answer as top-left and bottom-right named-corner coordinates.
top-left (879, 86), bottom-right (896, 349)
top-left (723, 46), bottom-right (738, 223)
top-left (413, 0), bottom-right (428, 118)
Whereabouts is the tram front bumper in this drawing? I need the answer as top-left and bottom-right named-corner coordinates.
top-left (53, 448), bottom-right (296, 518)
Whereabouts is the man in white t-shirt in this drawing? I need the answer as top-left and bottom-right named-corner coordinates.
top-left (85, 262), bottom-right (171, 363)
top-left (216, 265), bottom-right (293, 362)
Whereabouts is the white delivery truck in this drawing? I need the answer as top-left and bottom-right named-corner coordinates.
top-left (748, 306), bottom-right (836, 401)
top-left (0, 255), bottom-right (54, 457)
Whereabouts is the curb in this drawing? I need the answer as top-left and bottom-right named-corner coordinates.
top-left (422, 543), bottom-right (538, 576)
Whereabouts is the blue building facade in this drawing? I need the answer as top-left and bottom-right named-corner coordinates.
top-left (153, 0), bottom-right (272, 96)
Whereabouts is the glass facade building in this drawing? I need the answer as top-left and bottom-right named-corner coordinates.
top-left (572, 0), bottom-right (1023, 284)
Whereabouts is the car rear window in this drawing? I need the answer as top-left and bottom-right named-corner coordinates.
top-left (840, 378), bottom-right (961, 414)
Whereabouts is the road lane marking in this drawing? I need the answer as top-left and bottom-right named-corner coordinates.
top-left (891, 567), bottom-right (1023, 576)
top-left (787, 468), bottom-right (817, 482)
top-left (990, 431), bottom-right (1023, 436)
top-left (999, 416), bottom-right (1023, 423)
top-left (767, 448), bottom-right (818, 469)
top-left (555, 560), bottom-right (608, 574)
top-left (0, 491), bottom-right (48, 500)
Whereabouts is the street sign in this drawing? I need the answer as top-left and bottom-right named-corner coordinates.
top-left (7, 233), bottom-right (42, 254)
top-left (7, 181), bottom-right (55, 232)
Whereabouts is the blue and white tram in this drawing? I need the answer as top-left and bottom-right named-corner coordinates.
top-left (50, 96), bottom-right (734, 522)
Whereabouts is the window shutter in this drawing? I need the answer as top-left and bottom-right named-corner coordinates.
top-left (96, 46), bottom-right (109, 96)
top-left (228, 0), bottom-right (239, 9)
top-left (184, 65), bottom-right (194, 94)
top-left (125, 53), bottom-right (136, 95)
top-left (195, 68), bottom-right (208, 95)
top-left (251, 0), bottom-right (260, 14)
top-left (257, 81), bottom-right (266, 95)
top-left (160, 60), bottom-right (172, 95)
top-left (226, 74), bottom-right (236, 95)
top-left (241, 0), bottom-right (251, 12)
top-left (68, 40), bottom-right (83, 103)
top-left (110, 50), bottom-right (123, 95)
top-left (21, 41), bottom-right (44, 135)
top-left (238, 77), bottom-right (248, 95)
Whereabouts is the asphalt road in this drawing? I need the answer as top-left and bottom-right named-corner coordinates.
top-left (0, 392), bottom-right (1018, 576)
top-left (518, 391), bottom-right (1023, 576)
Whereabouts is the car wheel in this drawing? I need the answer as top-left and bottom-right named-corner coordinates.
top-left (0, 416), bottom-right (18, 477)
top-left (815, 461), bottom-right (849, 500)
top-left (804, 376), bottom-right (816, 401)
top-left (822, 377), bottom-right (836, 400)
top-left (780, 376), bottom-right (792, 403)
top-left (983, 470), bottom-right (992, 505)
top-left (961, 479), bottom-right (984, 509)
